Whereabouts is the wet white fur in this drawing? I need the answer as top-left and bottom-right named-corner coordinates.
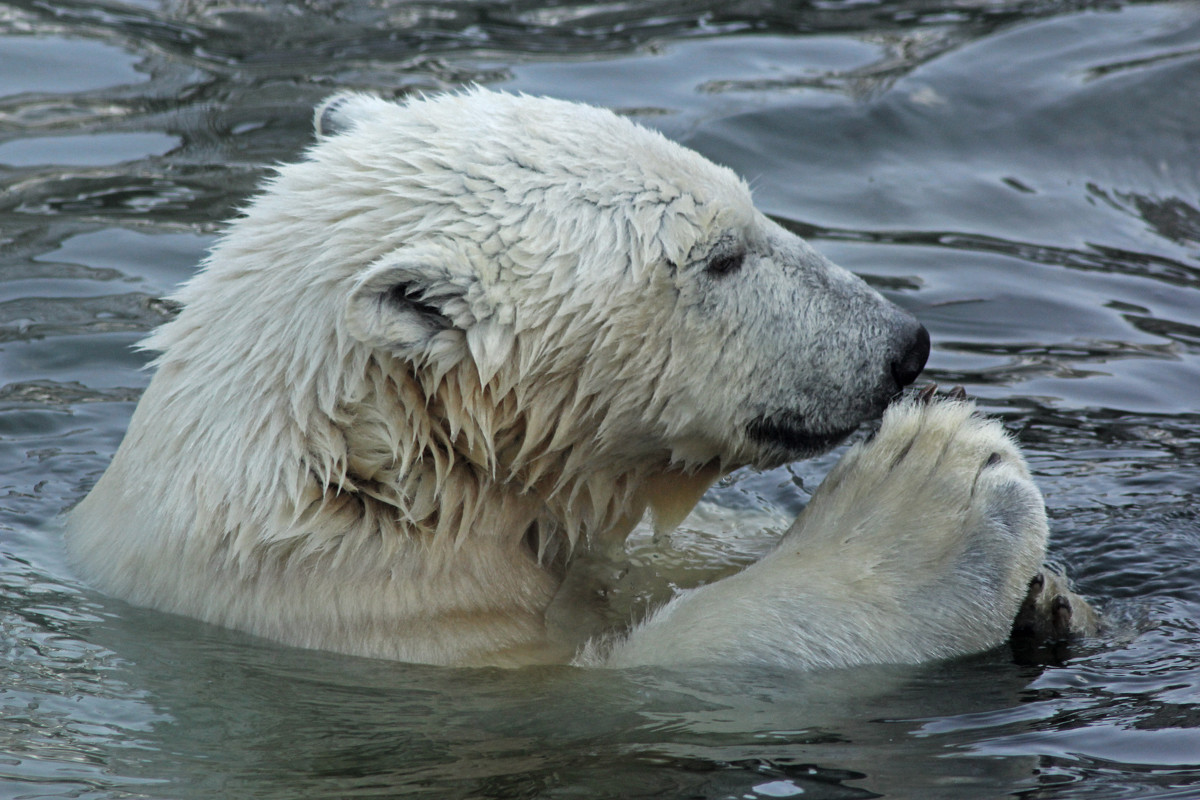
top-left (67, 90), bottom-right (1042, 668)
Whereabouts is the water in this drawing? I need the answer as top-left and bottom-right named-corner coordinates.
top-left (2, 0), bottom-right (1199, 797)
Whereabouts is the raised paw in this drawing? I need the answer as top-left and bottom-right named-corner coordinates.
top-left (609, 390), bottom-right (1071, 670)
top-left (780, 389), bottom-right (1052, 662)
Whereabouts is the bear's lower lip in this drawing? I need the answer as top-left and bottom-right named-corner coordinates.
top-left (745, 411), bottom-right (857, 459)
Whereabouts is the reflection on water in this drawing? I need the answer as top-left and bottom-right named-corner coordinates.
top-left (2, 0), bottom-right (1199, 798)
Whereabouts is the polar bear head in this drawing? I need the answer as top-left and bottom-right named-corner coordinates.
top-left (145, 88), bottom-right (927, 550)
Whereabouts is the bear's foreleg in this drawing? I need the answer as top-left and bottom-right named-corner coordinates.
top-left (592, 395), bottom-right (1084, 669)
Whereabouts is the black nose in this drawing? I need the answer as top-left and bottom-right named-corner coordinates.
top-left (890, 322), bottom-right (930, 389)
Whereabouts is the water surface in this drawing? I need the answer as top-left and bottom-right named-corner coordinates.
top-left (2, 0), bottom-right (1199, 798)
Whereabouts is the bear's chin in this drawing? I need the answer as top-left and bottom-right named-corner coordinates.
top-left (745, 411), bottom-right (859, 463)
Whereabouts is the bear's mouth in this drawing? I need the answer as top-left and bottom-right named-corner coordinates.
top-left (745, 411), bottom-right (857, 459)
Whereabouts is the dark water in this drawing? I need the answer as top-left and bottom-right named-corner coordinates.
top-left (3, 0), bottom-right (1200, 797)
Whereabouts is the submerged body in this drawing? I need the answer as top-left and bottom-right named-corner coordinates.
top-left (67, 90), bottom-right (1073, 668)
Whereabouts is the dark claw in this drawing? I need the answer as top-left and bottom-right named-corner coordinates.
top-left (917, 384), bottom-right (938, 405)
top-left (1052, 595), bottom-right (1072, 636)
top-left (1028, 572), bottom-right (1044, 593)
top-left (947, 385), bottom-right (968, 401)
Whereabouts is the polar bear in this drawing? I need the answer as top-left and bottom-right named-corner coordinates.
top-left (67, 89), bottom-right (1081, 669)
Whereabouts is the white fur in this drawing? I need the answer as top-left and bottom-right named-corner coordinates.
top-left (66, 89), bottom-right (1042, 669)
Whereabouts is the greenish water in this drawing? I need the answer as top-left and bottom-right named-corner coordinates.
top-left (3, 1), bottom-right (1200, 798)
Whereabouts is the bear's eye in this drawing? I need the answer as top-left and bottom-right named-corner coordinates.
top-left (706, 251), bottom-right (745, 277)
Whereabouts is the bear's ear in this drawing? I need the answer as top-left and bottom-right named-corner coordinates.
top-left (313, 92), bottom-right (380, 140)
top-left (346, 246), bottom-right (515, 385)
